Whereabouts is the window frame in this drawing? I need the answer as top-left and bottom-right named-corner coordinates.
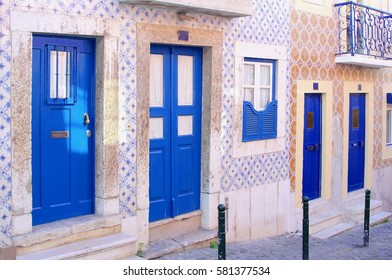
top-left (46, 44), bottom-right (76, 105)
top-left (232, 41), bottom-right (288, 158)
top-left (387, 105), bottom-right (392, 146)
top-left (243, 58), bottom-right (276, 112)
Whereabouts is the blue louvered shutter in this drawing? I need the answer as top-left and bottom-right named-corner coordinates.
top-left (242, 100), bottom-right (277, 141)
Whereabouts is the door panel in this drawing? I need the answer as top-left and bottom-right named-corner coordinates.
top-left (302, 94), bottom-right (322, 200)
top-left (149, 45), bottom-right (202, 222)
top-left (348, 93), bottom-right (366, 192)
top-left (32, 36), bottom-right (95, 225)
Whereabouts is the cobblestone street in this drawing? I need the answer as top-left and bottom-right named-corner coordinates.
top-left (159, 220), bottom-right (392, 260)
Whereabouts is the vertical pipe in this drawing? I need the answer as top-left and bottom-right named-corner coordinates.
top-left (303, 196), bottom-right (309, 260)
top-left (218, 204), bottom-right (226, 260)
top-left (364, 189), bottom-right (371, 247)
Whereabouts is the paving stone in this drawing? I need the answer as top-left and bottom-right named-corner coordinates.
top-left (158, 221), bottom-right (392, 260)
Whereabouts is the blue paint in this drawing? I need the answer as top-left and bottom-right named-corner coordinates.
top-left (348, 93), bottom-right (366, 192)
top-left (387, 93), bottom-right (392, 104)
top-left (242, 58), bottom-right (277, 142)
top-left (302, 94), bottom-right (322, 200)
top-left (149, 44), bottom-right (202, 222)
top-left (242, 100), bottom-right (278, 141)
top-left (32, 36), bottom-right (95, 225)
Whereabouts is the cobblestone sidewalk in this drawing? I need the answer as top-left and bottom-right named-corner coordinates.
top-left (159, 220), bottom-right (392, 260)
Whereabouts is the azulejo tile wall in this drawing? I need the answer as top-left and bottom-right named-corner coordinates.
top-left (0, 0), bottom-right (291, 247)
top-left (289, 7), bottom-right (392, 191)
top-left (220, 0), bottom-right (291, 192)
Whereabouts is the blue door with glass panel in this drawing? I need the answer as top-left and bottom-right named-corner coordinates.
top-left (348, 93), bottom-right (366, 192)
top-left (32, 36), bottom-right (95, 225)
top-left (302, 94), bottom-right (322, 200)
top-left (149, 44), bottom-right (202, 222)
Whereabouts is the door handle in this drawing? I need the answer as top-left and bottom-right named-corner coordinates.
top-left (352, 141), bottom-right (363, 147)
top-left (307, 145), bottom-right (315, 151)
top-left (83, 113), bottom-right (90, 126)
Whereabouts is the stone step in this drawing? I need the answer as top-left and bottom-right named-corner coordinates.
top-left (345, 191), bottom-right (365, 207)
top-left (14, 215), bottom-right (121, 255)
top-left (141, 229), bottom-right (217, 260)
top-left (17, 233), bottom-right (136, 260)
top-left (370, 212), bottom-right (392, 226)
top-left (344, 200), bottom-right (382, 222)
top-left (309, 210), bottom-right (342, 235)
top-left (312, 223), bottom-right (355, 239)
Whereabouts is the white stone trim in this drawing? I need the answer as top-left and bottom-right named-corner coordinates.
top-left (10, 11), bottom-right (120, 235)
top-left (232, 41), bottom-right (288, 158)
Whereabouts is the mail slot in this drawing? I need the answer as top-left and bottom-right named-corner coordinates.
top-left (51, 131), bottom-right (69, 138)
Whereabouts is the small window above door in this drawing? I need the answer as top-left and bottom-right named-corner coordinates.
top-left (47, 45), bottom-right (76, 104)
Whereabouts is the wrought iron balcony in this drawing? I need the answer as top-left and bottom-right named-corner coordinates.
top-left (335, 1), bottom-right (392, 68)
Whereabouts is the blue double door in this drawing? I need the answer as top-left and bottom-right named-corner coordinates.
top-left (149, 45), bottom-right (202, 222)
top-left (348, 93), bottom-right (366, 192)
top-left (303, 94), bottom-right (322, 200)
top-left (32, 36), bottom-right (95, 225)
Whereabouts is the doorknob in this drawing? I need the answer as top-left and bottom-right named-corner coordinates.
top-left (307, 145), bottom-right (315, 151)
top-left (83, 113), bottom-right (90, 126)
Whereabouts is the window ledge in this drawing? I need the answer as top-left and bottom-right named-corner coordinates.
top-left (232, 137), bottom-right (285, 158)
top-left (119, 0), bottom-right (253, 17)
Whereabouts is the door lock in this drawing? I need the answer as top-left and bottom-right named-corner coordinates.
top-left (83, 113), bottom-right (90, 126)
top-left (86, 130), bottom-right (92, 138)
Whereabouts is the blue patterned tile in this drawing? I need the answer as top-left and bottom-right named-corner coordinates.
top-left (0, 0), bottom-right (292, 246)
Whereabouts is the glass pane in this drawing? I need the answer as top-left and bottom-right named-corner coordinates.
top-left (178, 115), bottom-right (193, 136)
top-left (150, 54), bottom-right (164, 107)
top-left (308, 112), bottom-right (314, 129)
top-left (259, 65), bottom-right (271, 86)
top-left (243, 64), bottom-right (255, 85)
top-left (149, 117), bottom-right (164, 139)
top-left (50, 51), bottom-right (57, 99)
top-left (178, 55), bottom-right (193, 106)
top-left (387, 110), bottom-right (392, 144)
top-left (352, 109), bottom-right (359, 129)
top-left (50, 51), bottom-right (70, 99)
top-left (57, 51), bottom-right (69, 99)
top-left (244, 88), bottom-right (254, 103)
top-left (255, 88), bottom-right (270, 110)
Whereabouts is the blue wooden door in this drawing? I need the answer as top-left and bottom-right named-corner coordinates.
top-left (149, 45), bottom-right (202, 222)
top-left (302, 94), bottom-right (322, 200)
top-left (32, 36), bottom-right (95, 225)
top-left (348, 93), bottom-right (366, 192)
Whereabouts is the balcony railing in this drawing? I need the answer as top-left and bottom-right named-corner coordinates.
top-left (335, 1), bottom-right (392, 61)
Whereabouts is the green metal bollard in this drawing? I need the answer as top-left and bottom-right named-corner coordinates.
top-left (218, 204), bottom-right (226, 260)
top-left (302, 196), bottom-right (309, 260)
top-left (364, 189), bottom-right (371, 247)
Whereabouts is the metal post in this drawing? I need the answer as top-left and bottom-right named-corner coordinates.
top-left (364, 189), bottom-right (371, 247)
top-left (218, 204), bottom-right (226, 260)
top-left (302, 196), bottom-right (309, 260)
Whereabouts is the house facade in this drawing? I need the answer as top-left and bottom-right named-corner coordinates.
top-left (0, 0), bottom-right (391, 260)
top-left (290, 0), bottom-right (392, 237)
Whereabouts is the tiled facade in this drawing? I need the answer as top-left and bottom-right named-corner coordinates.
top-left (1, 0), bottom-right (392, 255)
top-left (289, 2), bottom-right (392, 198)
top-left (0, 0), bottom-right (291, 249)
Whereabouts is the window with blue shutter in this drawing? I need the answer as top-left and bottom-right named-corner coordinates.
top-left (242, 58), bottom-right (277, 141)
top-left (386, 93), bottom-right (392, 145)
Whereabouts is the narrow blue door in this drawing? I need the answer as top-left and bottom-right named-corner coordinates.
top-left (302, 94), bottom-right (322, 200)
top-left (32, 36), bottom-right (95, 225)
top-left (348, 93), bottom-right (366, 192)
top-left (149, 45), bottom-right (202, 222)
